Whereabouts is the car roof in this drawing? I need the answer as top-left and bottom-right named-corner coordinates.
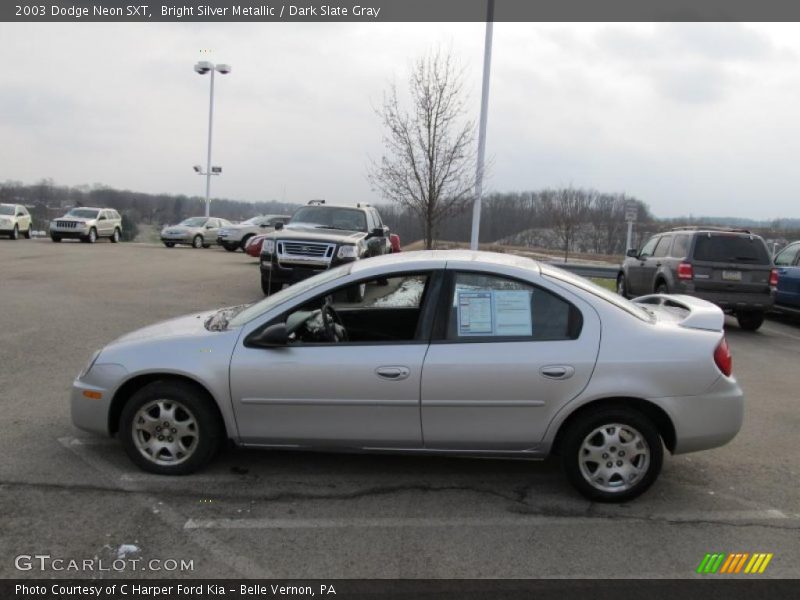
top-left (349, 249), bottom-right (542, 275)
top-left (69, 206), bottom-right (105, 211)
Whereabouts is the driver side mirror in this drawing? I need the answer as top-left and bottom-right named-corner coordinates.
top-left (247, 323), bottom-right (289, 348)
top-left (369, 227), bottom-right (385, 238)
top-left (626, 248), bottom-right (639, 258)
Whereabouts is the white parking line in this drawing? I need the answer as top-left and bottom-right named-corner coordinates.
top-left (761, 324), bottom-right (800, 342)
top-left (184, 509), bottom-right (798, 530)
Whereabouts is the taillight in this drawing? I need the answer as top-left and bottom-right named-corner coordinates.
top-left (769, 268), bottom-right (779, 287)
top-left (677, 262), bottom-right (694, 280)
top-left (714, 338), bottom-right (733, 377)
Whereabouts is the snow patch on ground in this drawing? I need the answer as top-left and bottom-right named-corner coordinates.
top-left (370, 278), bottom-right (425, 308)
top-left (116, 544), bottom-right (140, 559)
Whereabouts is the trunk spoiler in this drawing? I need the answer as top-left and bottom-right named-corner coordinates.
top-left (633, 294), bottom-right (725, 332)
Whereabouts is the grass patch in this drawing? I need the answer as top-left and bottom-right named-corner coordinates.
top-left (590, 277), bottom-right (617, 292)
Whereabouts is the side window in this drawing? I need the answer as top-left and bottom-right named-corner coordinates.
top-left (445, 272), bottom-right (581, 342)
top-left (639, 236), bottom-right (659, 258)
top-left (364, 210), bottom-right (376, 230)
top-left (371, 208), bottom-right (383, 227)
top-left (98, 212), bottom-right (107, 220)
top-left (775, 244), bottom-right (800, 267)
top-left (671, 235), bottom-right (690, 258)
top-left (653, 235), bottom-right (672, 258)
top-left (281, 273), bottom-right (431, 345)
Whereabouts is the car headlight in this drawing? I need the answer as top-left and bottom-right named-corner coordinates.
top-left (78, 350), bottom-right (102, 380)
top-left (0, 218), bottom-right (10, 226)
top-left (337, 245), bottom-right (359, 259)
top-left (263, 239), bottom-right (275, 254)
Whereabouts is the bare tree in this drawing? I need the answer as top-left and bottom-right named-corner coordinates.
top-left (542, 188), bottom-right (594, 262)
top-left (369, 49), bottom-right (477, 249)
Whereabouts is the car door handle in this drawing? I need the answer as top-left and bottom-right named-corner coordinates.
top-left (540, 365), bottom-right (575, 380)
top-left (375, 366), bottom-right (410, 381)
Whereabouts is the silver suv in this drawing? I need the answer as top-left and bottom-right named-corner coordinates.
top-left (0, 203), bottom-right (33, 240)
top-left (50, 207), bottom-right (123, 243)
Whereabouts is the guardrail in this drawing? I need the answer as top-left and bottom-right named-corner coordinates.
top-left (546, 262), bottom-right (620, 279)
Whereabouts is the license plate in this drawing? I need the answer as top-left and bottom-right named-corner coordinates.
top-left (722, 270), bottom-right (742, 281)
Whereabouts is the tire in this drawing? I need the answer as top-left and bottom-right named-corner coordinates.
top-left (346, 282), bottom-right (366, 303)
top-left (737, 310), bottom-right (765, 332)
top-left (261, 275), bottom-right (283, 296)
top-left (84, 228), bottom-right (97, 244)
top-left (560, 407), bottom-right (663, 502)
top-left (10, 225), bottom-right (19, 240)
top-left (223, 243), bottom-right (238, 252)
top-left (119, 380), bottom-right (223, 475)
top-left (23, 226), bottom-right (32, 239)
top-left (192, 235), bottom-right (203, 249)
top-left (51, 236), bottom-right (61, 243)
top-left (655, 281), bottom-right (669, 294)
top-left (616, 274), bottom-right (628, 298)
top-left (239, 235), bottom-right (254, 251)
top-left (163, 242), bottom-right (175, 248)
top-left (110, 228), bottom-right (121, 243)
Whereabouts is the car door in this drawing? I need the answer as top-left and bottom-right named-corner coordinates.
top-left (229, 270), bottom-right (440, 447)
top-left (628, 236), bottom-right (659, 295)
top-left (420, 269), bottom-right (601, 450)
top-left (16, 206), bottom-right (31, 232)
top-left (774, 242), bottom-right (800, 308)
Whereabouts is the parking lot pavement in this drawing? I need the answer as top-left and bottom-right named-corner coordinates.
top-left (1, 239), bottom-right (799, 578)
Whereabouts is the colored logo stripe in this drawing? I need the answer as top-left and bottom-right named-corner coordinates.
top-left (698, 552), bottom-right (773, 574)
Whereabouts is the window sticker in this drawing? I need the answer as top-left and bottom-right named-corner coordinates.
top-left (494, 290), bottom-right (533, 336)
top-left (457, 291), bottom-right (494, 335)
top-left (456, 289), bottom-right (533, 337)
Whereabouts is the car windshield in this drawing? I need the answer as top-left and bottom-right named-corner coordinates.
top-left (290, 206), bottom-right (367, 232)
top-left (227, 264), bottom-right (353, 327)
top-left (179, 217), bottom-right (207, 227)
top-left (693, 234), bottom-right (770, 264)
top-left (541, 264), bottom-right (654, 323)
top-left (0, 205), bottom-right (14, 215)
top-left (66, 208), bottom-right (99, 219)
top-left (239, 217), bottom-right (260, 226)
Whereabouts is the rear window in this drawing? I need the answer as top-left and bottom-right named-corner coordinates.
top-left (693, 234), bottom-right (770, 265)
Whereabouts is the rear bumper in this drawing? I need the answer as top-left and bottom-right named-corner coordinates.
top-left (655, 375), bottom-right (744, 454)
top-left (673, 284), bottom-right (774, 312)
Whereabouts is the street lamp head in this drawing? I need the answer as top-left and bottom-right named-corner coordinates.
top-left (194, 61), bottom-right (212, 75)
top-left (192, 165), bottom-right (202, 173)
top-left (215, 64), bottom-right (232, 75)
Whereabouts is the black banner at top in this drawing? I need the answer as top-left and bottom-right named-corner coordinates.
top-left (5, 0), bottom-right (800, 23)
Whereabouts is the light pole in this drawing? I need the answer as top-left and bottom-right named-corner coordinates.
top-left (470, 0), bottom-right (494, 251)
top-left (194, 60), bottom-right (231, 217)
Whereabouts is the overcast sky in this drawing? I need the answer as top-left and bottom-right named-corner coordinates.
top-left (2, 22), bottom-right (800, 219)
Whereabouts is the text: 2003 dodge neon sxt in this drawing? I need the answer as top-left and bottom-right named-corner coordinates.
top-left (71, 251), bottom-right (743, 501)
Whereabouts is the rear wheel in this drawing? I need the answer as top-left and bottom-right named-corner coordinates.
top-left (23, 226), bottom-right (32, 239)
top-left (110, 228), bottom-right (121, 243)
top-left (240, 235), bottom-right (254, 251)
top-left (737, 310), bottom-right (764, 331)
top-left (119, 380), bottom-right (223, 475)
top-left (560, 407), bottom-right (663, 502)
top-left (616, 274), bottom-right (628, 298)
top-left (655, 280), bottom-right (669, 294)
top-left (192, 235), bottom-right (203, 249)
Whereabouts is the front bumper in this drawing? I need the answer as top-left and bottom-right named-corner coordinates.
top-left (71, 363), bottom-right (128, 436)
top-left (259, 254), bottom-right (356, 282)
top-left (51, 228), bottom-right (89, 238)
top-left (161, 233), bottom-right (194, 243)
top-left (656, 375), bottom-right (744, 454)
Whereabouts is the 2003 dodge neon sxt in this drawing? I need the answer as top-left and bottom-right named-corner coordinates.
top-left (71, 250), bottom-right (743, 501)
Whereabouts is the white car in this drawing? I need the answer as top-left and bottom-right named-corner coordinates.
top-left (70, 251), bottom-right (743, 501)
top-left (0, 203), bottom-right (33, 240)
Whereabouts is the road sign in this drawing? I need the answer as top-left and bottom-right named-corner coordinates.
top-left (625, 202), bottom-right (638, 222)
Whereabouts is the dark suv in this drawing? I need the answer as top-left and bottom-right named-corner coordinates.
top-left (259, 201), bottom-right (393, 299)
top-left (617, 227), bottom-right (776, 331)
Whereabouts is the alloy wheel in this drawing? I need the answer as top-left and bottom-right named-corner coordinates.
top-left (132, 399), bottom-right (199, 466)
top-left (578, 423), bottom-right (650, 493)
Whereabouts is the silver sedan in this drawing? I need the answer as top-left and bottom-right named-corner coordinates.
top-left (160, 216), bottom-right (232, 248)
top-left (70, 251), bottom-right (743, 501)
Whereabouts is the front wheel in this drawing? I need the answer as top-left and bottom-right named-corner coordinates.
top-left (560, 407), bottom-right (663, 502)
top-left (223, 243), bottom-right (238, 252)
top-left (192, 235), bottom-right (203, 249)
top-left (261, 275), bottom-right (283, 296)
top-left (737, 310), bottom-right (765, 331)
top-left (10, 225), bottom-right (19, 240)
top-left (84, 228), bottom-right (97, 244)
top-left (110, 228), bottom-right (121, 243)
top-left (616, 274), bottom-right (628, 298)
top-left (119, 380), bottom-right (223, 475)
top-left (51, 236), bottom-right (62, 243)
top-left (163, 242), bottom-right (175, 248)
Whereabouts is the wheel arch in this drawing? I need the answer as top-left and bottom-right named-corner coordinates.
top-left (550, 396), bottom-right (676, 455)
top-left (109, 373), bottom-right (228, 438)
